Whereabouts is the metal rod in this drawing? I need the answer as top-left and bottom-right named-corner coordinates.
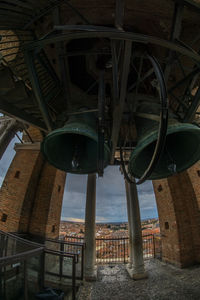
top-left (24, 50), bottom-right (53, 131)
top-left (110, 40), bottom-right (132, 163)
top-left (63, 0), bottom-right (90, 24)
top-left (98, 70), bottom-right (105, 176)
top-left (123, 240), bottom-right (126, 263)
top-left (53, 7), bottom-right (71, 110)
top-left (72, 256), bottom-right (76, 300)
top-left (153, 235), bottom-right (156, 258)
top-left (24, 261), bottom-right (28, 300)
top-left (15, 132), bottom-right (23, 143)
top-left (81, 244), bottom-right (84, 280)
top-left (59, 242), bottom-right (64, 279)
top-left (128, 67), bottom-right (154, 92)
top-left (164, 2), bottom-right (184, 82)
top-left (168, 68), bottom-right (200, 92)
top-left (115, 0), bottom-right (125, 30)
top-left (111, 40), bottom-right (119, 105)
top-left (24, 28), bottom-right (200, 64)
top-left (184, 86), bottom-right (200, 122)
top-left (40, 252), bottom-right (45, 290)
top-left (23, 128), bottom-right (34, 143)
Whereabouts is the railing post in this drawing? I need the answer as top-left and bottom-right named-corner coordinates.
top-left (123, 239), bottom-right (126, 263)
top-left (153, 235), bottom-right (156, 258)
top-left (59, 242), bottom-right (64, 279)
top-left (81, 245), bottom-right (84, 280)
top-left (39, 251), bottom-right (45, 289)
top-left (72, 256), bottom-right (76, 300)
top-left (24, 260), bottom-right (28, 300)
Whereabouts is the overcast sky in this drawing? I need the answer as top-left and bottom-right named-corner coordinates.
top-left (0, 137), bottom-right (158, 223)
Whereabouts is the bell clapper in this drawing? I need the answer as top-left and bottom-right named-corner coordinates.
top-left (71, 137), bottom-right (83, 170)
top-left (166, 146), bottom-right (177, 174)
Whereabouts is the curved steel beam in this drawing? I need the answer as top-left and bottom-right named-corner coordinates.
top-left (24, 27), bottom-right (200, 64)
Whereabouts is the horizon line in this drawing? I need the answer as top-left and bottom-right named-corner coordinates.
top-left (61, 217), bottom-right (158, 224)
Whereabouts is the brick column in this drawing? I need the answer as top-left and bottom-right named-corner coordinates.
top-left (29, 162), bottom-right (66, 239)
top-left (0, 147), bottom-right (43, 233)
top-left (153, 162), bottom-right (200, 267)
top-left (0, 126), bottom-right (66, 240)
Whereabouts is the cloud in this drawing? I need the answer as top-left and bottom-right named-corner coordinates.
top-left (61, 217), bottom-right (85, 222)
top-left (96, 216), bottom-right (108, 223)
top-left (61, 166), bottom-right (158, 222)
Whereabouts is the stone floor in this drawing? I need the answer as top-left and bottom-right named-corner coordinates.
top-left (77, 259), bottom-right (200, 300)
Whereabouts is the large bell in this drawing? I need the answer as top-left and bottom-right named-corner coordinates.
top-left (41, 112), bottom-right (110, 174)
top-left (128, 116), bottom-right (200, 180)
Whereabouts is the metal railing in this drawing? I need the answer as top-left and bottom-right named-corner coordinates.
top-left (44, 248), bottom-right (77, 300)
top-left (45, 238), bottom-right (85, 281)
top-left (153, 234), bottom-right (162, 260)
top-left (65, 234), bottom-right (162, 264)
top-left (0, 230), bottom-right (44, 300)
top-left (0, 231), bottom-right (79, 300)
top-left (96, 237), bottom-right (129, 264)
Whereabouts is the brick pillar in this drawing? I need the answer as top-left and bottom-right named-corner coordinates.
top-left (0, 127), bottom-right (66, 240)
top-left (0, 148), bottom-right (43, 232)
top-left (29, 162), bottom-right (66, 239)
top-left (153, 162), bottom-right (200, 267)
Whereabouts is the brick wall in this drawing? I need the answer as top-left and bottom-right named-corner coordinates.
top-left (0, 149), bottom-right (43, 232)
top-left (29, 162), bottom-right (66, 239)
top-left (0, 127), bottom-right (66, 239)
top-left (22, 127), bottom-right (44, 143)
top-left (153, 162), bottom-right (200, 267)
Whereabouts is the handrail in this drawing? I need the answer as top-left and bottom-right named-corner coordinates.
top-left (45, 249), bottom-right (76, 259)
top-left (95, 237), bottom-right (128, 241)
top-left (0, 230), bottom-right (44, 248)
top-left (65, 233), bottom-right (155, 241)
top-left (0, 247), bottom-right (44, 267)
top-left (46, 237), bottom-right (85, 281)
top-left (65, 236), bottom-right (84, 241)
top-left (44, 249), bottom-right (77, 300)
top-left (0, 231), bottom-right (78, 300)
top-left (46, 237), bottom-right (85, 247)
top-left (45, 248), bottom-right (79, 264)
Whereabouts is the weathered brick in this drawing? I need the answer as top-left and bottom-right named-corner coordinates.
top-left (0, 149), bottom-right (43, 233)
top-left (0, 127), bottom-right (66, 240)
top-left (29, 162), bottom-right (66, 239)
top-left (153, 161), bottom-right (200, 267)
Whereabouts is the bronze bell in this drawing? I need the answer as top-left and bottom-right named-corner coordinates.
top-left (41, 112), bottom-right (110, 174)
top-left (128, 102), bottom-right (200, 180)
